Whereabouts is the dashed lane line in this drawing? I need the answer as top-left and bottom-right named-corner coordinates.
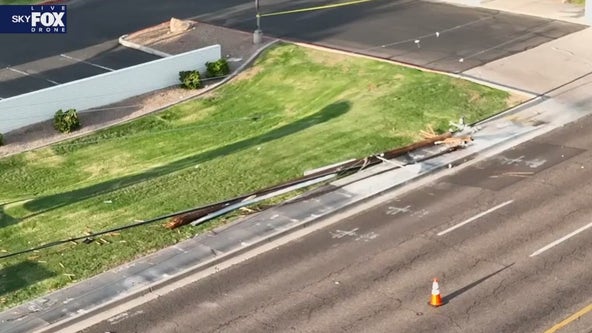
top-left (529, 221), bottom-right (592, 257)
top-left (437, 200), bottom-right (514, 236)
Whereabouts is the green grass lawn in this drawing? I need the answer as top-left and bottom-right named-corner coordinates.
top-left (0, 43), bottom-right (516, 309)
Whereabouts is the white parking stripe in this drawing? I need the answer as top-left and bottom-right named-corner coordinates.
top-left (6, 66), bottom-right (29, 76)
top-left (60, 54), bottom-right (115, 71)
top-left (529, 221), bottom-right (592, 257)
top-left (437, 200), bottom-right (514, 236)
top-left (6, 66), bottom-right (60, 85)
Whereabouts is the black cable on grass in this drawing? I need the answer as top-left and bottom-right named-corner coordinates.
top-left (0, 164), bottom-right (361, 260)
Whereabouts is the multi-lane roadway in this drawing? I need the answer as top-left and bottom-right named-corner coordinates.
top-left (81, 101), bottom-right (592, 332)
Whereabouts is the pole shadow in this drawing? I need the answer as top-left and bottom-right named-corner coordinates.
top-left (21, 101), bottom-right (352, 217)
top-left (0, 260), bottom-right (56, 297)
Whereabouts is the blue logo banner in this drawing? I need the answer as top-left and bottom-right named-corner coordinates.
top-left (0, 5), bottom-right (67, 33)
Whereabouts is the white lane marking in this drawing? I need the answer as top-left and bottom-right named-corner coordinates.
top-left (355, 232), bottom-right (378, 242)
top-left (437, 200), bottom-right (514, 236)
top-left (6, 66), bottom-right (60, 85)
top-left (386, 205), bottom-right (411, 216)
top-left (60, 53), bottom-right (115, 71)
top-left (529, 221), bottom-right (592, 257)
top-left (330, 228), bottom-right (359, 239)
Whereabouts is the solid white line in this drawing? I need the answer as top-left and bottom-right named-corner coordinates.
top-left (437, 200), bottom-right (513, 236)
top-left (60, 54), bottom-right (115, 71)
top-left (529, 221), bottom-right (592, 257)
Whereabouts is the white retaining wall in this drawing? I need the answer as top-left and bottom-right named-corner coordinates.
top-left (0, 44), bottom-right (221, 134)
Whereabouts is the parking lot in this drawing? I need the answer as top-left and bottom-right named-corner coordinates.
top-left (0, 41), bottom-right (159, 99)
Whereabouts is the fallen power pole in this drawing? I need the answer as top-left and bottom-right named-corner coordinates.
top-left (164, 131), bottom-right (454, 229)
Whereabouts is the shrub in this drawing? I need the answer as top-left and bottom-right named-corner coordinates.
top-left (53, 108), bottom-right (81, 133)
top-left (179, 70), bottom-right (203, 89)
top-left (206, 58), bottom-right (230, 78)
top-left (0, 132), bottom-right (3, 146)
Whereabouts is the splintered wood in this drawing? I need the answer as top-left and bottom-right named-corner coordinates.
top-left (435, 136), bottom-right (473, 148)
top-left (420, 124), bottom-right (439, 140)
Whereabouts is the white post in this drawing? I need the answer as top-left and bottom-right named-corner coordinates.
top-left (586, 0), bottom-right (592, 25)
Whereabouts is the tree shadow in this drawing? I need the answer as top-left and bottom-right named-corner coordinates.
top-left (0, 260), bottom-right (56, 297)
top-left (22, 101), bottom-right (352, 217)
top-left (442, 263), bottom-right (515, 305)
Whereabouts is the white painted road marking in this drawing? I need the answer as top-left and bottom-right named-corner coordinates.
top-left (437, 200), bottom-right (514, 236)
top-left (386, 205), bottom-right (411, 216)
top-left (500, 156), bottom-right (525, 165)
top-left (529, 221), bottom-right (592, 257)
top-left (355, 232), bottom-right (378, 242)
top-left (60, 53), bottom-right (115, 71)
top-left (6, 66), bottom-right (60, 85)
top-left (331, 228), bottom-right (359, 239)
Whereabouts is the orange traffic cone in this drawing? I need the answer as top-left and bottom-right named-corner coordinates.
top-left (428, 277), bottom-right (444, 307)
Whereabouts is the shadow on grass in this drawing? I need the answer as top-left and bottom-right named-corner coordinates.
top-left (0, 260), bottom-right (56, 297)
top-left (22, 101), bottom-right (352, 217)
top-left (0, 203), bottom-right (19, 228)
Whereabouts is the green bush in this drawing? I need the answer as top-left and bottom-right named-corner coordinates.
top-left (53, 108), bottom-right (81, 133)
top-left (179, 70), bottom-right (203, 89)
top-left (206, 58), bottom-right (230, 78)
top-left (0, 132), bottom-right (3, 146)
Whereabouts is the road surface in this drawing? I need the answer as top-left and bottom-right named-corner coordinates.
top-left (0, 0), bottom-right (584, 97)
top-left (81, 101), bottom-right (592, 332)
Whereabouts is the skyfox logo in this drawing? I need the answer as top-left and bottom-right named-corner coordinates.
top-left (8, 6), bottom-right (67, 33)
top-left (31, 11), bottom-right (65, 27)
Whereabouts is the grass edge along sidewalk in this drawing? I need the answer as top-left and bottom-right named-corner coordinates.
top-left (0, 42), bottom-right (519, 310)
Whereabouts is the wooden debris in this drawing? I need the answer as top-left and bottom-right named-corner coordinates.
top-left (239, 207), bottom-right (256, 214)
top-left (435, 136), bottom-right (473, 148)
top-left (420, 124), bottom-right (438, 139)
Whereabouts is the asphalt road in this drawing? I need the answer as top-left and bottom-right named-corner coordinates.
top-left (81, 105), bottom-right (592, 332)
top-left (0, 0), bottom-right (585, 98)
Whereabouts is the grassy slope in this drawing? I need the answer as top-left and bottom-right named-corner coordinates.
top-left (0, 43), bottom-right (511, 309)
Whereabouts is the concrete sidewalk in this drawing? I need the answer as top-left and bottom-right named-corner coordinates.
top-left (3, 71), bottom-right (592, 333)
top-left (0, 105), bottom-right (535, 333)
top-left (428, 0), bottom-right (590, 25)
top-left (462, 27), bottom-right (592, 96)
top-left (4, 11), bottom-right (592, 333)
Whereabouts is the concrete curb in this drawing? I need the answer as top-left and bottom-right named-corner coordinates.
top-left (34, 116), bottom-right (546, 333)
top-left (0, 39), bottom-right (279, 160)
top-left (289, 40), bottom-right (538, 99)
top-left (118, 34), bottom-right (173, 58)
